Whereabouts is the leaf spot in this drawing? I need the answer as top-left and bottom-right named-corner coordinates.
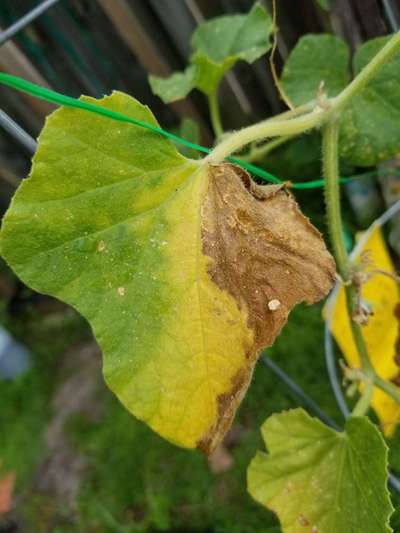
top-left (298, 514), bottom-right (310, 527)
top-left (268, 299), bottom-right (281, 311)
top-left (117, 287), bottom-right (125, 296)
top-left (97, 240), bottom-right (106, 252)
top-left (284, 481), bottom-right (293, 493)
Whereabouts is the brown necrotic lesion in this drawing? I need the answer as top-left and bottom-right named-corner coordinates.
top-left (196, 162), bottom-right (336, 453)
top-left (201, 162), bottom-right (335, 352)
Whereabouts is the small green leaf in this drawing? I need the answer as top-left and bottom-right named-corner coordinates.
top-left (149, 66), bottom-right (197, 104)
top-left (189, 53), bottom-right (233, 96)
top-left (149, 3), bottom-right (273, 101)
top-left (191, 2), bottom-right (272, 65)
top-left (281, 34), bottom-right (400, 166)
top-left (248, 408), bottom-right (394, 533)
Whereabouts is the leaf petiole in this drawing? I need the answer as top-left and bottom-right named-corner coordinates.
top-left (351, 378), bottom-right (374, 417)
top-left (374, 374), bottom-right (400, 404)
top-left (241, 135), bottom-right (294, 163)
top-left (207, 90), bottom-right (223, 139)
top-left (206, 107), bottom-right (326, 163)
top-left (323, 119), bottom-right (400, 412)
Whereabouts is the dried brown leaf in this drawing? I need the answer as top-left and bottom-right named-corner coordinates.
top-left (198, 164), bottom-right (336, 451)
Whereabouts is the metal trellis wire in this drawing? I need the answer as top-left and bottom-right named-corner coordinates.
top-left (0, 109), bottom-right (36, 154)
top-left (1, 0), bottom-right (400, 497)
top-left (0, 0), bottom-right (60, 150)
top-left (0, 0), bottom-right (61, 46)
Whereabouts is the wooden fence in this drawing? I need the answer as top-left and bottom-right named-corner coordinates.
top-left (0, 0), bottom-right (399, 205)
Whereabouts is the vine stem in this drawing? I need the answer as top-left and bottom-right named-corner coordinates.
top-left (322, 123), bottom-right (349, 278)
top-left (206, 107), bottom-right (325, 164)
top-left (208, 91), bottom-right (223, 139)
top-left (352, 379), bottom-right (374, 417)
top-left (322, 122), bottom-right (373, 376)
top-left (322, 121), bottom-right (400, 411)
top-left (241, 135), bottom-right (293, 163)
top-left (374, 374), bottom-right (400, 403)
top-left (206, 31), bottom-right (400, 164)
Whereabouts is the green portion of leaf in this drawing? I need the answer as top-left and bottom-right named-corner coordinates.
top-left (149, 3), bottom-right (272, 101)
top-left (0, 91), bottom-right (208, 449)
top-left (281, 34), bottom-right (400, 166)
top-left (190, 53), bottom-right (233, 96)
top-left (191, 3), bottom-right (272, 64)
top-left (3, 91), bottom-right (288, 453)
top-left (281, 34), bottom-right (349, 105)
top-left (149, 66), bottom-right (197, 104)
top-left (248, 408), bottom-right (394, 533)
top-left (173, 117), bottom-right (201, 159)
top-left (340, 36), bottom-right (400, 166)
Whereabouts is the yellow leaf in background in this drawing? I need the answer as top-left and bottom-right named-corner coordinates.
top-left (329, 227), bottom-right (400, 436)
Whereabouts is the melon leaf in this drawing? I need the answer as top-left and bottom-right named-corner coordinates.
top-left (0, 92), bottom-right (334, 451)
top-left (248, 409), bottom-right (394, 533)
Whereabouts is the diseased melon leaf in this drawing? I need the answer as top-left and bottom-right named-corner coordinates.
top-left (0, 92), bottom-right (334, 452)
top-left (149, 3), bottom-right (273, 102)
top-left (281, 34), bottom-right (400, 166)
top-left (248, 409), bottom-right (394, 533)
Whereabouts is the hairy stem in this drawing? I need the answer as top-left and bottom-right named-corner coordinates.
top-left (323, 121), bottom-right (372, 373)
top-left (323, 127), bottom-right (371, 372)
top-left (322, 122), bottom-right (400, 408)
top-left (322, 122), bottom-right (350, 279)
top-left (206, 109), bottom-right (325, 163)
top-left (242, 135), bottom-right (293, 163)
top-left (323, 121), bottom-right (375, 417)
top-left (374, 374), bottom-right (400, 404)
top-left (208, 91), bottom-right (223, 139)
top-left (323, 121), bottom-right (400, 407)
top-left (352, 378), bottom-right (374, 417)
top-left (345, 286), bottom-right (373, 374)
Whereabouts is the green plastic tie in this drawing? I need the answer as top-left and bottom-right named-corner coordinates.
top-left (0, 72), bottom-right (392, 190)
